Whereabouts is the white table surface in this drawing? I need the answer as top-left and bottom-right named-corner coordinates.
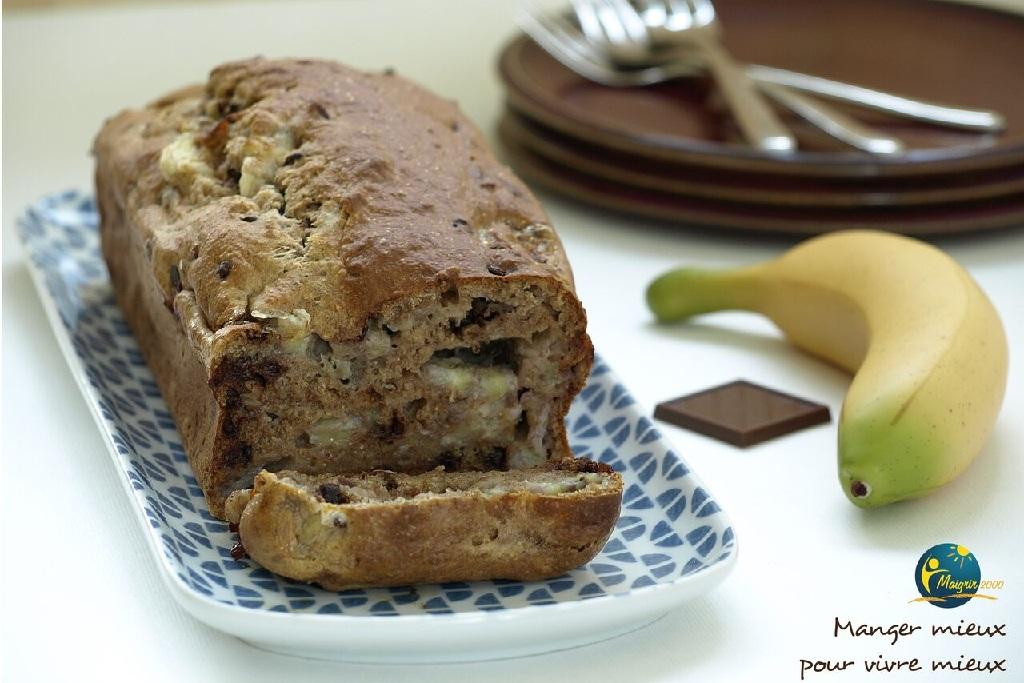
top-left (3, 1), bottom-right (1022, 681)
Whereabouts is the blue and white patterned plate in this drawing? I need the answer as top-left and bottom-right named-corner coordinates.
top-left (17, 190), bottom-right (737, 662)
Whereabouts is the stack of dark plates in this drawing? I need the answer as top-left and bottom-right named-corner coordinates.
top-left (496, 0), bottom-right (1024, 235)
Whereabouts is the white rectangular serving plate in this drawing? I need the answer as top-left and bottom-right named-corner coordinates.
top-left (18, 190), bottom-right (737, 663)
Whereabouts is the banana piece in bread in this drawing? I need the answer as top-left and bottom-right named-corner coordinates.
top-left (94, 57), bottom-right (617, 587)
top-left (226, 458), bottom-right (621, 589)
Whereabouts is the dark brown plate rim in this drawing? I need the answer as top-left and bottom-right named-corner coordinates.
top-left (498, 2), bottom-right (1024, 179)
top-left (498, 133), bottom-right (1024, 235)
top-left (501, 108), bottom-right (1024, 208)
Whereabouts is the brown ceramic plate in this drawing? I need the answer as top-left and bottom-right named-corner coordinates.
top-left (501, 109), bottom-right (1024, 208)
top-left (498, 132), bottom-right (1024, 235)
top-left (498, 0), bottom-right (1024, 177)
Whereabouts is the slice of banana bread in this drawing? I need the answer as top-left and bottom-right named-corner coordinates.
top-left (94, 58), bottom-right (593, 518)
top-left (225, 458), bottom-right (622, 590)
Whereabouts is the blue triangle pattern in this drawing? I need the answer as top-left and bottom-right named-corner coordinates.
top-left (599, 574), bottom-right (626, 587)
top-left (697, 532), bottom-right (718, 558)
top-left (369, 601), bottom-right (397, 615)
top-left (662, 452), bottom-right (690, 480)
top-left (691, 487), bottom-right (709, 512)
top-left (571, 413), bottom-right (601, 438)
top-left (201, 564), bottom-right (227, 589)
top-left (610, 384), bottom-right (634, 409)
top-left (651, 563), bottom-right (676, 579)
top-left (341, 596), bottom-right (368, 608)
top-left (608, 552), bottom-right (637, 563)
top-left (686, 525), bottom-right (712, 546)
top-left (635, 417), bottom-right (660, 444)
top-left (602, 416), bottom-right (626, 435)
top-left (622, 484), bottom-right (643, 505)
top-left (656, 488), bottom-right (684, 512)
top-left (629, 452), bottom-right (657, 484)
top-left (655, 535), bottom-right (683, 548)
top-left (423, 597), bottom-right (450, 611)
top-left (651, 521), bottom-right (684, 547)
top-left (187, 567), bottom-right (211, 592)
top-left (603, 538), bottom-right (626, 553)
top-left (666, 495), bottom-right (688, 521)
top-left (696, 500), bottom-right (722, 518)
top-left (623, 484), bottom-right (653, 510)
top-left (632, 576), bottom-right (656, 589)
top-left (640, 553), bottom-right (672, 566)
top-left (475, 593), bottom-right (500, 607)
top-left (497, 584), bottom-right (524, 598)
top-left (617, 516), bottom-right (646, 541)
top-left (611, 421), bottom-right (632, 447)
top-left (253, 579), bottom-right (281, 592)
top-left (681, 558), bottom-right (706, 576)
top-left (391, 590), bottom-right (420, 605)
top-left (599, 447), bottom-right (625, 471)
top-left (248, 568), bottom-right (276, 580)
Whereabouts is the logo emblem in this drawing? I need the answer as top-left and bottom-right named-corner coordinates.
top-left (913, 543), bottom-right (985, 608)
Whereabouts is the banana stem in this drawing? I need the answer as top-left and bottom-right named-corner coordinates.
top-left (646, 266), bottom-right (765, 323)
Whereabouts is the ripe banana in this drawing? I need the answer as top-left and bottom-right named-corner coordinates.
top-left (646, 230), bottom-right (1007, 508)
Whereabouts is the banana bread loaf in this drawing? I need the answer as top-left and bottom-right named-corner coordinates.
top-left (93, 58), bottom-right (595, 520)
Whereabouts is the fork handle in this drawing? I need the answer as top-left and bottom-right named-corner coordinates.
top-left (683, 41), bottom-right (796, 153)
top-left (746, 65), bottom-right (1005, 131)
top-left (758, 82), bottom-right (904, 155)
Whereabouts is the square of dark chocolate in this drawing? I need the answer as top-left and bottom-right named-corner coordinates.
top-left (654, 380), bottom-right (831, 447)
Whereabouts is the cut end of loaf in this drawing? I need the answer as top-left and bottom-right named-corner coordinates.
top-left (226, 458), bottom-right (622, 589)
top-left (206, 276), bottom-right (592, 515)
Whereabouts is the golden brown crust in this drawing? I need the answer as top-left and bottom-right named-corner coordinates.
top-left (94, 58), bottom-right (593, 518)
top-left (97, 170), bottom-right (225, 483)
top-left (94, 58), bottom-right (576, 344)
top-left (233, 460), bottom-right (623, 590)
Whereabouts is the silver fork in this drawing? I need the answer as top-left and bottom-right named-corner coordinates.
top-left (518, 3), bottom-right (1004, 133)
top-left (573, 0), bottom-right (797, 152)
top-left (574, 0), bottom-right (902, 154)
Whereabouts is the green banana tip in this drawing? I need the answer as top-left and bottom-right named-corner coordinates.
top-left (646, 265), bottom-right (754, 323)
top-left (646, 267), bottom-right (700, 323)
top-left (644, 272), bottom-right (674, 323)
